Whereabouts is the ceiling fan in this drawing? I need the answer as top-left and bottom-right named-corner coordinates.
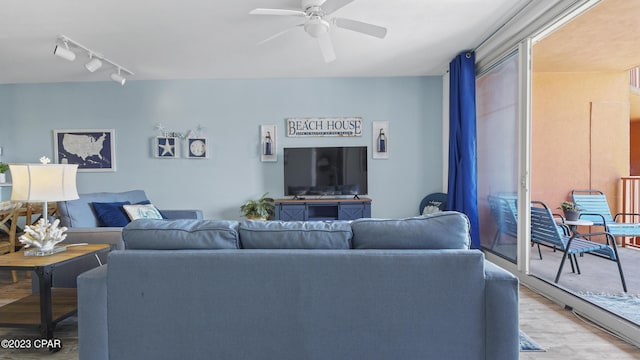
top-left (249, 0), bottom-right (387, 63)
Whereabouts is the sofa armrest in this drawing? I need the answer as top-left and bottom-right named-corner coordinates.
top-left (65, 227), bottom-right (125, 250)
top-left (161, 209), bottom-right (203, 220)
top-left (78, 265), bottom-right (109, 360)
top-left (484, 261), bottom-right (519, 360)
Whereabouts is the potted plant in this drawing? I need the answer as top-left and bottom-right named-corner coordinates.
top-left (240, 193), bottom-right (275, 220)
top-left (558, 201), bottom-right (580, 221)
top-left (0, 162), bottom-right (8, 183)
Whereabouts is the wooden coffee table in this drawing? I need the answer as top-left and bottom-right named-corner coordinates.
top-left (0, 243), bottom-right (111, 339)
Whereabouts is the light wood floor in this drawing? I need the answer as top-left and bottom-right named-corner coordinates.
top-left (0, 272), bottom-right (639, 359)
top-left (519, 285), bottom-right (640, 359)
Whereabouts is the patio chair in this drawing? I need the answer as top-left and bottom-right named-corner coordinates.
top-left (571, 189), bottom-right (640, 243)
top-left (487, 194), bottom-right (518, 249)
top-left (419, 192), bottom-right (447, 215)
top-left (530, 200), bottom-right (627, 292)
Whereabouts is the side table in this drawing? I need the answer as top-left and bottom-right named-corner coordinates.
top-left (0, 243), bottom-right (111, 339)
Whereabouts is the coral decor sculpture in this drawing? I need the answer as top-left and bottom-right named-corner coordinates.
top-left (19, 218), bottom-right (68, 251)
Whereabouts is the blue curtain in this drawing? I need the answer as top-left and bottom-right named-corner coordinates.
top-left (447, 51), bottom-right (480, 249)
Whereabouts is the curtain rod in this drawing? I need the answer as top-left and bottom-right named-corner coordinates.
top-left (472, 0), bottom-right (535, 53)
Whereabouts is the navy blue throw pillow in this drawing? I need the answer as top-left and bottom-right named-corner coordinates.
top-left (92, 201), bottom-right (132, 227)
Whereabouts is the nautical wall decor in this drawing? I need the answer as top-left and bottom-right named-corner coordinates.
top-left (261, 125), bottom-right (277, 162)
top-left (286, 117), bottom-right (362, 137)
top-left (372, 121), bottom-right (389, 159)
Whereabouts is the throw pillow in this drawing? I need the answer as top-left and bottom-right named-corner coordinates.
top-left (136, 200), bottom-right (168, 219)
top-left (123, 204), bottom-right (164, 221)
top-left (92, 201), bottom-right (132, 227)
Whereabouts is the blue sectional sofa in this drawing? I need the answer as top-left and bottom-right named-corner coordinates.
top-left (78, 212), bottom-right (519, 360)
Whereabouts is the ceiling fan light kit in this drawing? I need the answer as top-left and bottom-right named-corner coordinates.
top-left (250, 0), bottom-right (387, 63)
top-left (53, 35), bottom-right (134, 85)
top-left (304, 18), bottom-right (330, 38)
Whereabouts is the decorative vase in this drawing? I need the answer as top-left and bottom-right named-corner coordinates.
top-left (246, 216), bottom-right (268, 221)
top-left (0, 173), bottom-right (5, 183)
top-left (564, 210), bottom-right (580, 221)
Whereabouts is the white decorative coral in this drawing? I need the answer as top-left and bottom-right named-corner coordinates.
top-left (19, 218), bottom-right (68, 251)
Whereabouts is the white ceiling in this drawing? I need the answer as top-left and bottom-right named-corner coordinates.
top-left (0, 0), bottom-right (529, 84)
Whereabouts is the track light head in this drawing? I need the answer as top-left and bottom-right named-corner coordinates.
top-left (85, 56), bottom-right (103, 72)
top-left (111, 70), bottom-right (126, 86)
top-left (53, 43), bottom-right (76, 61)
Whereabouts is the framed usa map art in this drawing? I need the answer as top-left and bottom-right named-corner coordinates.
top-left (53, 129), bottom-right (116, 172)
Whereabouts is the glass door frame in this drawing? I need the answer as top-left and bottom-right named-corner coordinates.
top-left (481, 19), bottom-right (640, 349)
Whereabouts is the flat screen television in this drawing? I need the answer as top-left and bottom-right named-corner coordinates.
top-left (284, 146), bottom-right (368, 197)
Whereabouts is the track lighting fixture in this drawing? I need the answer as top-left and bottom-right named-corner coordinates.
top-left (85, 55), bottom-right (103, 72)
top-left (53, 35), bottom-right (134, 85)
top-left (110, 68), bottom-right (126, 86)
top-left (53, 40), bottom-right (76, 61)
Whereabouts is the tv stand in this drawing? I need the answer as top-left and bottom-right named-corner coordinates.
top-left (274, 198), bottom-right (371, 221)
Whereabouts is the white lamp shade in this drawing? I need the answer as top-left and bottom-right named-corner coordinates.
top-left (9, 164), bottom-right (79, 202)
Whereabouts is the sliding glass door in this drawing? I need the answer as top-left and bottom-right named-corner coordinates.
top-left (476, 52), bottom-right (520, 262)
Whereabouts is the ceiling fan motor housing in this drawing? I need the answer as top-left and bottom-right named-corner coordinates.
top-left (302, 0), bottom-right (326, 10)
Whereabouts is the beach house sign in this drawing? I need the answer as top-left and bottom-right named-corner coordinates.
top-left (286, 117), bottom-right (363, 137)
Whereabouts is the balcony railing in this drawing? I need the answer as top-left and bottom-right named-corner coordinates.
top-left (621, 176), bottom-right (640, 247)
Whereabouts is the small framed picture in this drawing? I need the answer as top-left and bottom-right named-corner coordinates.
top-left (186, 137), bottom-right (208, 159)
top-left (154, 136), bottom-right (179, 158)
top-left (53, 129), bottom-right (116, 172)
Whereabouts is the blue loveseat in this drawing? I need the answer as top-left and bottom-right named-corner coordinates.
top-left (78, 212), bottom-right (519, 360)
top-left (48, 190), bottom-right (202, 288)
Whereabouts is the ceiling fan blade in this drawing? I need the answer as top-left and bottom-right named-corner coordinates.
top-left (334, 17), bottom-right (387, 39)
top-left (317, 33), bottom-right (336, 63)
top-left (258, 25), bottom-right (303, 45)
top-left (321, 0), bottom-right (355, 15)
top-left (249, 8), bottom-right (306, 17)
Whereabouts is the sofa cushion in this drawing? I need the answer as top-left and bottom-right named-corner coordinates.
top-left (58, 190), bottom-right (149, 228)
top-left (239, 220), bottom-right (352, 249)
top-left (351, 212), bottom-right (471, 249)
top-left (123, 219), bottom-right (240, 250)
top-left (92, 202), bottom-right (131, 227)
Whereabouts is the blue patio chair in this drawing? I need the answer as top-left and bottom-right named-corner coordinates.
top-left (419, 192), bottom-right (447, 215)
top-left (571, 189), bottom-right (640, 242)
top-left (487, 194), bottom-right (518, 249)
top-left (530, 201), bottom-right (626, 292)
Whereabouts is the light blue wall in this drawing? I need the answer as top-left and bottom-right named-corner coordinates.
top-left (0, 76), bottom-right (442, 219)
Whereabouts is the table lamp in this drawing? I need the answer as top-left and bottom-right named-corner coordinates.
top-left (9, 157), bottom-right (79, 256)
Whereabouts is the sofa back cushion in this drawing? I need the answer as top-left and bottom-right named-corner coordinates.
top-left (239, 220), bottom-right (352, 249)
top-left (58, 190), bottom-right (149, 228)
top-left (351, 212), bottom-right (470, 249)
top-left (106, 250), bottom-right (486, 360)
top-left (123, 219), bottom-right (240, 250)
